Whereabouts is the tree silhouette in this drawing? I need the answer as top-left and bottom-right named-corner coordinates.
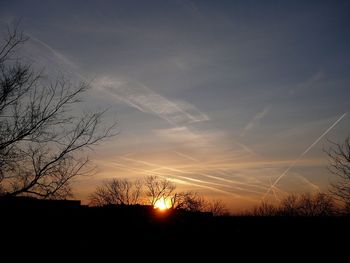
top-left (89, 178), bottom-right (142, 206)
top-left (0, 25), bottom-right (117, 199)
top-left (251, 202), bottom-right (278, 216)
top-left (170, 191), bottom-right (208, 212)
top-left (326, 136), bottom-right (350, 211)
top-left (208, 199), bottom-right (229, 216)
top-left (145, 176), bottom-right (175, 206)
top-left (280, 194), bottom-right (300, 216)
top-left (278, 193), bottom-right (335, 216)
top-left (297, 193), bottom-right (335, 216)
top-left (89, 175), bottom-right (228, 214)
top-left (251, 193), bottom-right (335, 216)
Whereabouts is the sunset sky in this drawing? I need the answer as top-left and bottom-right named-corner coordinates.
top-left (1, 0), bottom-right (349, 211)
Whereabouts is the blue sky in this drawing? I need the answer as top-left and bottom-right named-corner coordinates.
top-left (1, 0), bottom-right (349, 210)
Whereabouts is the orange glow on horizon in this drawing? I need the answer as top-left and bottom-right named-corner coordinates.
top-left (154, 197), bottom-right (171, 211)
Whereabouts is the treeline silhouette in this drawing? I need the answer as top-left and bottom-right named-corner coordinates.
top-left (89, 176), bottom-right (229, 216)
top-left (248, 193), bottom-right (338, 216)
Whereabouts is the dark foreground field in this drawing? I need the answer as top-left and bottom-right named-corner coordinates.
top-left (2, 197), bottom-right (349, 257)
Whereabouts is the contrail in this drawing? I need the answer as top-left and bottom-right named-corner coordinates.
top-left (263, 112), bottom-right (347, 200)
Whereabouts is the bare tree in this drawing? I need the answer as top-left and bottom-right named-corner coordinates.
top-left (145, 176), bottom-right (175, 206)
top-left (283, 193), bottom-right (336, 216)
top-left (250, 202), bottom-right (278, 216)
top-left (251, 193), bottom-right (336, 216)
top-left (170, 191), bottom-right (207, 212)
top-left (181, 192), bottom-right (207, 212)
top-left (0, 25), bottom-right (117, 199)
top-left (170, 191), bottom-right (193, 210)
top-left (207, 199), bottom-right (229, 216)
top-left (89, 178), bottom-right (142, 206)
top-left (170, 192), bottom-right (187, 209)
top-left (326, 136), bottom-right (350, 209)
top-left (170, 191), bottom-right (227, 215)
top-left (297, 193), bottom-right (335, 216)
top-left (280, 194), bottom-right (299, 216)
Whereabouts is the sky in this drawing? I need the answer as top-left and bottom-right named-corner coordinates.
top-left (1, 0), bottom-right (349, 211)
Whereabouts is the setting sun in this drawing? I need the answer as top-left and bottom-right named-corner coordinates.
top-left (154, 197), bottom-right (171, 210)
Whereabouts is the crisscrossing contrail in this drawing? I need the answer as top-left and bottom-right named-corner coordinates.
top-left (262, 112), bottom-right (347, 201)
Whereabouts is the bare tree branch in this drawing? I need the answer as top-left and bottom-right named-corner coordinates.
top-left (0, 25), bottom-right (118, 199)
top-left (170, 191), bottom-right (207, 212)
top-left (145, 176), bottom-right (175, 206)
top-left (325, 136), bottom-right (350, 211)
top-left (249, 193), bottom-right (335, 216)
top-left (89, 178), bottom-right (143, 206)
top-left (207, 199), bottom-right (229, 216)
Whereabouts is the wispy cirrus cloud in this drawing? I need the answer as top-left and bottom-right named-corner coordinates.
top-left (14, 32), bottom-right (210, 129)
top-left (263, 112), bottom-right (347, 200)
top-left (153, 126), bottom-right (222, 147)
top-left (15, 33), bottom-right (84, 82)
top-left (241, 106), bottom-right (271, 137)
top-left (113, 155), bottom-right (258, 202)
top-left (96, 76), bottom-right (209, 126)
top-left (11, 31), bottom-right (257, 170)
top-left (289, 71), bottom-right (324, 95)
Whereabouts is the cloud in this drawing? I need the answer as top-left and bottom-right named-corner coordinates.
top-left (263, 112), bottom-right (347, 200)
top-left (0, 24), bottom-right (80, 81)
top-left (289, 71), bottom-right (324, 95)
top-left (113, 155), bottom-right (258, 202)
top-left (15, 33), bottom-right (84, 82)
top-left (296, 175), bottom-right (320, 192)
top-left (178, 0), bottom-right (202, 16)
top-left (241, 106), bottom-right (271, 137)
top-left (173, 151), bottom-right (200, 162)
top-left (154, 126), bottom-right (215, 146)
top-left (96, 76), bottom-right (209, 125)
top-left (231, 140), bottom-right (258, 157)
top-left (154, 125), bottom-right (255, 155)
top-left (152, 126), bottom-right (255, 161)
